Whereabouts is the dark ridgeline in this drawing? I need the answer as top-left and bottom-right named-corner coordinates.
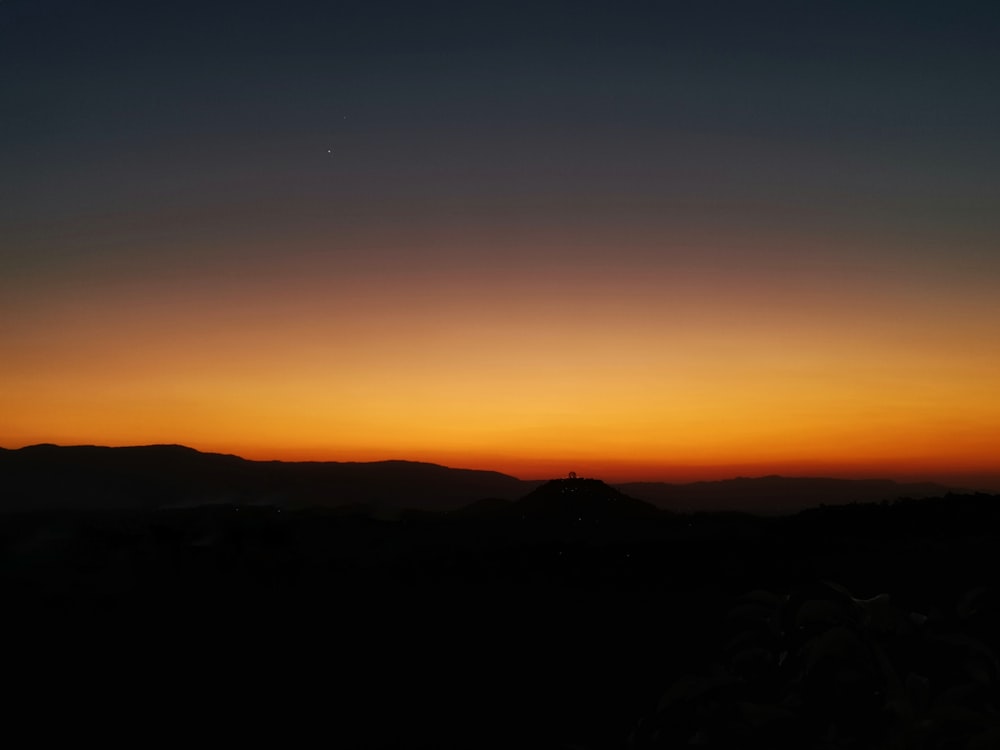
top-left (0, 443), bottom-right (535, 512)
top-left (3, 445), bottom-right (999, 748)
top-left (619, 475), bottom-right (967, 514)
top-left (0, 444), bottom-right (962, 514)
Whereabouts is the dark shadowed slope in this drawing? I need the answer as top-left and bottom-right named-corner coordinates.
top-left (619, 476), bottom-right (966, 514)
top-left (514, 477), bottom-right (662, 521)
top-left (0, 444), bottom-right (536, 512)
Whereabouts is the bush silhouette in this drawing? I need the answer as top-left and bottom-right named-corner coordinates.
top-left (630, 581), bottom-right (1000, 748)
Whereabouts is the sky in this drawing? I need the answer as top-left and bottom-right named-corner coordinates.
top-left (2, 0), bottom-right (999, 488)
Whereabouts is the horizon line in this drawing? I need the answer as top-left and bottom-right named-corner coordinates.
top-left (5, 441), bottom-right (996, 492)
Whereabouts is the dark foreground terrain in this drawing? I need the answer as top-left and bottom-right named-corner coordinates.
top-left (4, 482), bottom-right (1000, 748)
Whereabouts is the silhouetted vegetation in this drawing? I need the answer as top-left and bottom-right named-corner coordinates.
top-left (3, 451), bottom-right (998, 747)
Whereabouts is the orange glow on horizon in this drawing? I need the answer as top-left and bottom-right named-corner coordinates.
top-left (4, 233), bottom-right (999, 491)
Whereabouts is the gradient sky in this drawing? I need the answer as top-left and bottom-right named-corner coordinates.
top-left (3, 1), bottom-right (999, 488)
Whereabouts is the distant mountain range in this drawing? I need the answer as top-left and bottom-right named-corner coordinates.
top-left (0, 444), bottom-right (965, 514)
top-left (0, 444), bottom-right (530, 513)
top-left (617, 476), bottom-right (965, 514)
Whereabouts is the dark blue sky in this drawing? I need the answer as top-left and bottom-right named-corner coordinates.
top-left (4, 1), bottom-right (999, 253)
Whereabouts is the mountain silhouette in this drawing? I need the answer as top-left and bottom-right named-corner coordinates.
top-left (0, 444), bottom-right (535, 512)
top-left (513, 477), bottom-right (662, 521)
top-left (3, 444), bottom-right (997, 750)
top-left (0, 444), bottom-right (965, 515)
top-left (618, 475), bottom-right (965, 514)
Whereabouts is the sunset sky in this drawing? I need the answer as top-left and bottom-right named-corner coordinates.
top-left (3, 1), bottom-right (999, 488)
